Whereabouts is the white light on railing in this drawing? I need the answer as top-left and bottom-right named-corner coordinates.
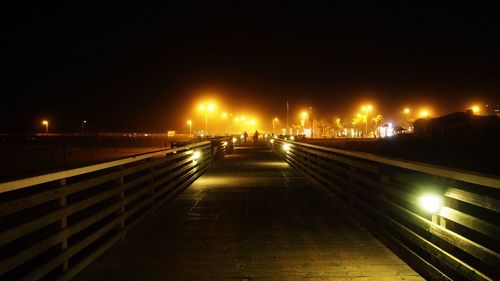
top-left (290, 136), bottom-right (295, 141)
top-left (283, 143), bottom-right (291, 152)
top-left (222, 141), bottom-right (228, 146)
top-left (419, 194), bottom-right (443, 214)
top-left (192, 151), bottom-right (201, 160)
top-left (270, 139), bottom-right (274, 144)
top-left (232, 137), bottom-right (237, 143)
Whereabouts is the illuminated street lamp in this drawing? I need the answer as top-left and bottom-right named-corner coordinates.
top-left (420, 110), bottom-right (429, 118)
top-left (42, 120), bottom-right (49, 135)
top-left (272, 117), bottom-right (278, 134)
top-left (187, 120), bottom-right (192, 134)
top-left (222, 112), bottom-right (232, 134)
top-left (470, 105), bottom-right (481, 115)
top-left (199, 103), bottom-right (215, 134)
top-left (81, 120), bottom-right (87, 133)
top-left (300, 111), bottom-right (308, 129)
top-left (403, 108), bottom-right (410, 114)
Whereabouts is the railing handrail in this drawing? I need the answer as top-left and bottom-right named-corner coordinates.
top-left (0, 141), bottom-right (210, 194)
top-left (284, 140), bottom-right (500, 189)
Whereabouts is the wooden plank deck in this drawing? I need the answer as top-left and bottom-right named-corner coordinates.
top-left (73, 144), bottom-right (423, 281)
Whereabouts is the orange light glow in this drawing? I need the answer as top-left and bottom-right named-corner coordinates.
top-left (470, 105), bottom-right (480, 114)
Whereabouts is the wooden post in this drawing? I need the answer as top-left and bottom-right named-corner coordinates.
top-left (59, 178), bottom-right (69, 271)
top-left (115, 165), bottom-right (126, 239)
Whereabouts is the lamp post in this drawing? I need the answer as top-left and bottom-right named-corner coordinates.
top-left (187, 120), bottom-right (192, 134)
top-left (309, 106), bottom-right (313, 138)
top-left (42, 120), bottom-right (49, 135)
top-left (199, 104), bottom-right (215, 135)
top-left (272, 117), bottom-right (278, 134)
top-left (300, 111), bottom-right (308, 135)
top-left (81, 120), bottom-right (87, 133)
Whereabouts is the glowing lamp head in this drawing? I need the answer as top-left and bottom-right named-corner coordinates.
top-left (404, 108), bottom-right (410, 114)
top-left (208, 104), bottom-right (215, 111)
top-left (301, 112), bottom-right (307, 119)
top-left (290, 136), bottom-right (295, 141)
top-left (269, 139), bottom-right (274, 144)
top-left (192, 151), bottom-right (201, 160)
top-left (240, 135), bottom-right (244, 139)
top-left (199, 105), bottom-right (206, 110)
top-left (420, 110), bottom-right (429, 118)
top-left (187, 120), bottom-right (192, 125)
top-left (232, 137), bottom-right (237, 143)
top-left (471, 106), bottom-right (480, 114)
top-left (42, 120), bottom-right (48, 125)
top-left (419, 194), bottom-right (443, 214)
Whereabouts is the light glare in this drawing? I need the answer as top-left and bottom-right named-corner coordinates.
top-left (419, 194), bottom-right (443, 213)
top-left (192, 151), bottom-right (201, 160)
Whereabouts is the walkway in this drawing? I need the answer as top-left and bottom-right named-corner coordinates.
top-left (74, 144), bottom-right (422, 280)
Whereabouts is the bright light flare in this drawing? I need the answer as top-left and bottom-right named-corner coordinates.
top-left (419, 194), bottom-right (443, 214)
top-left (282, 143), bottom-right (291, 152)
top-left (232, 137), bottom-right (237, 143)
top-left (361, 104), bottom-right (373, 112)
top-left (42, 120), bottom-right (48, 126)
top-left (270, 139), bottom-right (274, 144)
top-left (471, 105), bottom-right (480, 114)
top-left (192, 151), bottom-right (201, 160)
top-left (403, 108), bottom-right (410, 114)
top-left (290, 136), bottom-right (295, 141)
top-left (420, 110), bottom-right (429, 118)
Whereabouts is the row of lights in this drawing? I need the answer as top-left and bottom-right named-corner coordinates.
top-left (39, 120), bottom-right (87, 134)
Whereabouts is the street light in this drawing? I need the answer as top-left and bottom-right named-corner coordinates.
top-left (470, 105), bottom-right (480, 115)
top-left (272, 117), bottom-right (278, 134)
top-left (42, 120), bottom-right (49, 135)
top-left (199, 103), bottom-right (215, 135)
top-left (81, 120), bottom-right (87, 133)
top-left (187, 120), bottom-right (192, 134)
top-left (420, 110), bottom-right (429, 118)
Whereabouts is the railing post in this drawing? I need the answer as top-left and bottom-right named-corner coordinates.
top-left (59, 178), bottom-right (69, 272)
top-left (148, 158), bottom-right (156, 211)
top-left (115, 165), bottom-right (126, 239)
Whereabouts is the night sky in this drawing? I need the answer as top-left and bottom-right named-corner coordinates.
top-left (2, 1), bottom-right (499, 133)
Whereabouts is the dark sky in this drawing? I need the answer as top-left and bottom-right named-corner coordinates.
top-left (1, 1), bottom-right (499, 132)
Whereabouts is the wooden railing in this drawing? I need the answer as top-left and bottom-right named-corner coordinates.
top-left (270, 139), bottom-right (499, 281)
top-left (0, 137), bottom-right (232, 281)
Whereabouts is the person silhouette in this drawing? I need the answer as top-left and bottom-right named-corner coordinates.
top-left (243, 131), bottom-right (248, 143)
top-left (253, 130), bottom-right (259, 143)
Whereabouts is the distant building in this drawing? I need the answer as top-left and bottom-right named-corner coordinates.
top-left (413, 111), bottom-right (500, 138)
